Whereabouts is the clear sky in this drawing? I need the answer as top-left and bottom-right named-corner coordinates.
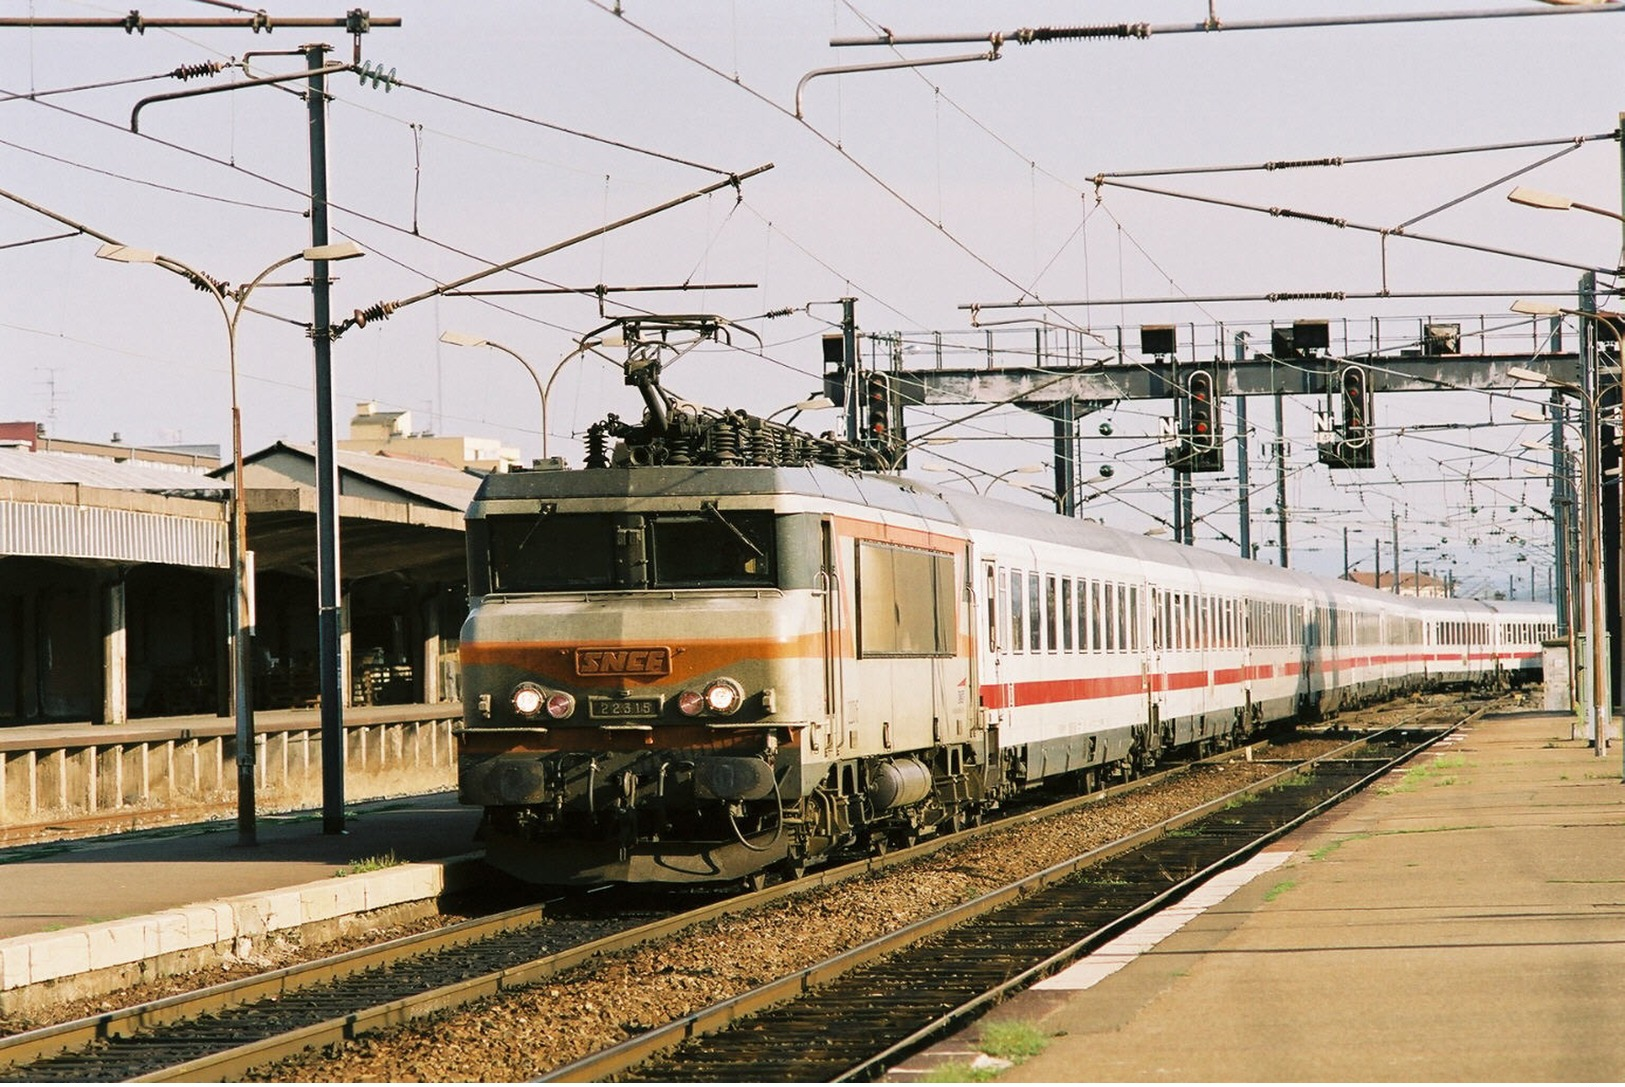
top-left (3, 0), bottom-right (1623, 597)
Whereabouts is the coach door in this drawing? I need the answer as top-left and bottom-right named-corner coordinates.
top-left (820, 519), bottom-right (844, 757)
top-left (1149, 586), bottom-right (1168, 729)
top-left (981, 561), bottom-right (1013, 737)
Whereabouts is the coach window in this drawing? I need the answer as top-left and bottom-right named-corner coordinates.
top-left (1075, 578), bottom-right (1088, 651)
top-left (856, 541), bottom-right (955, 657)
top-left (988, 566), bottom-right (1002, 651)
top-left (1113, 585), bottom-right (1126, 651)
top-left (1128, 586), bottom-right (1140, 650)
top-left (1045, 576), bottom-right (1058, 652)
top-left (1061, 579), bottom-right (1075, 651)
top-left (1105, 581), bottom-right (1118, 649)
top-left (1088, 581), bottom-right (1100, 651)
top-left (1028, 573), bottom-right (1043, 651)
top-left (1010, 570), bottom-right (1025, 653)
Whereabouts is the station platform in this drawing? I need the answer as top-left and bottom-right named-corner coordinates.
top-left (0, 792), bottom-right (484, 1010)
top-left (905, 710), bottom-right (1625, 1082)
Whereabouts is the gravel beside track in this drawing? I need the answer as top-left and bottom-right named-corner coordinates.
top-left (255, 755), bottom-right (1305, 1082)
top-left (3, 696), bottom-right (1467, 1080)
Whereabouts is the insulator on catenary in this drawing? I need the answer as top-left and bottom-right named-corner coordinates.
top-left (1013, 23), bottom-right (1150, 44)
top-left (351, 300), bottom-right (398, 328)
top-left (170, 61), bottom-right (225, 82)
top-left (356, 61), bottom-right (399, 92)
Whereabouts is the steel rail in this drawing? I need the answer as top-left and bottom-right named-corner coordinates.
top-left (544, 707), bottom-right (1481, 1083)
top-left (0, 745), bottom-right (1213, 1078)
top-left (0, 898), bottom-right (555, 1071)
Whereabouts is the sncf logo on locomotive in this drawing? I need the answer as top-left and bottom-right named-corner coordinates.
top-left (574, 647), bottom-right (673, 677)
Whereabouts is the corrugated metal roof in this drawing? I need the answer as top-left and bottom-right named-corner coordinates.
top-left (0, 447), bottom-right (227, 495)
top-left (265, 443), bottom-right (483, 512)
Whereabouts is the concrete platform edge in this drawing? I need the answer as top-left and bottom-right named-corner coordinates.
top-left (0, 853), bottom-right (484, 1011)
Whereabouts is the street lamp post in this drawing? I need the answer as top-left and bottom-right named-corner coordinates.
top-left (439, 332), bottom-right (547, 457)
top-left (1508, 183), bottom-right (1625, 772)
top-left (1511, 299), bottom-right (1615, 759)
top-left (921, 462), bottom-right (1046, 495)
top-left (440, 332), bottom-right (625, 461)
top-left (97, 240), bottom-right (365, 844)
top-left (768, 394), bottom-right (837, 427)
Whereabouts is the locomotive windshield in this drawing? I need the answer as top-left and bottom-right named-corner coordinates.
top-left (484, 508), bottom-right (777, 593)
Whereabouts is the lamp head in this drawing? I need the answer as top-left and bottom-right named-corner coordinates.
top-left (1510, 298), bottom-right (1564, 318)
top-left (95, 243), bottom-right (160, 264)
top-left (303, 241), bottom-right (364, 262)
top-left (1506, 366), bottom-right (1554, 386)
top-left (1507, 186), bottom-right (1574, 211)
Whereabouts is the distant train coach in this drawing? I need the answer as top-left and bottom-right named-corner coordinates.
top-left (456, 458), bottom-right (1554, 887)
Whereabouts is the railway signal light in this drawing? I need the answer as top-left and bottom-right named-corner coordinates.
top-left (1173, 369), bottom-right (1224, 472)
top-left (1318, 364), bottom-right (1375, 469)
top-left (864, 372), bottom-right (892, 443)
top-left (1340, 364), bottom-right (1374, 468)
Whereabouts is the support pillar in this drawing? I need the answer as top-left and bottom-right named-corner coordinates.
top-left (1049, 399), bottom-right (1077, 517)
top-left (420, 589), bottom-right (441, 705)
top-left (101, 575), bottom-right (127, 725)
top-left (1274, 387), bottom-right (1289, 567)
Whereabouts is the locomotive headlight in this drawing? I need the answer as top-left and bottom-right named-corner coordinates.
top-left (703, 678), bottom-right (744, 716)
top-left (512, 683), bottom-right (545, 718)
top-left (676, 690), bottom-right (706, 717)
top-left (544, 691), bottom-right (576, 719)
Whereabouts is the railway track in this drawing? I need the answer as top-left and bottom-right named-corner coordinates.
top-left (546, 717), bottom-right (1475, 1082)
top-left (0, 700), bottom-right (1475, 1082)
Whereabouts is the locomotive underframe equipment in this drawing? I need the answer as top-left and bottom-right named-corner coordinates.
top-left (461, 739), bottom-right (992, 884)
